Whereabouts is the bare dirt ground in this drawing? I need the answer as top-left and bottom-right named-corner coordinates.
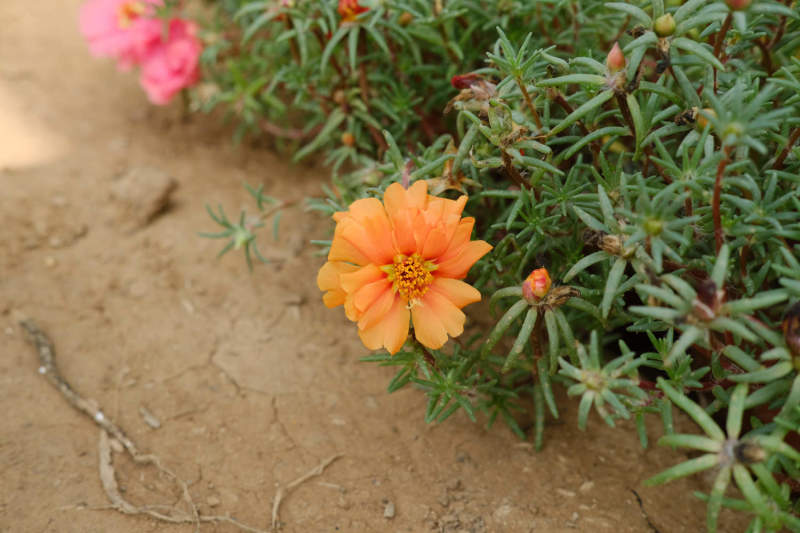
top-left (1, 2), bottom-right (741, 532)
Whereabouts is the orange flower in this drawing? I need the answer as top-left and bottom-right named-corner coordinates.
top-left (522, 268), bottom-right (551, 301)
top-left (317, 181), bottom-right (492, 354)
top-left (337, 0), bottom-right (368, 23)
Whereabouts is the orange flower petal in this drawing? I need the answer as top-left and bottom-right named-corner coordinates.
top-left (420, 226), bottom-right (450, 259)
top-left (422, 290), bottom-right (466, 338)
top-left (357, 286), bottom-right (395, 330)
top-left (339, 218), bottom-right (395, 265)
top-left (317, 261), bottom-right (359, 308)
top-left (344, 294), bottom-right (359, 321)
top-left (430, 277), bottom-right (482, 308)
top-left (391, 208), bottom-right (418, 255)
top-left (444, 195), bottom-right (468, 219)
top-left (353, 278), bottom-right (392, 314)
top-left (347, 197), bottom-right (387, 222)
top-left (435, 240), bottom-right (492, 279)
top-left (340, 264), bottom-right (384, 294)
top-left (422, 196), bottom-right (446, 224)
top-left (411, 300), bottom-right (449, 349)
top-left (333, 197), bottom-right (396, 265)
top-left (317, 261), bottom-right (356, 290)
top-left (438, 217), bottom-right (475, 260)
top-left (323, 291), bottom-right (346, 308)
top-left (384, 181), bottom-right (427, 219)
top-left (423, 195), bottom-right (466, 229)
top-left (358, 296), bottom-right (410, 354)
top-left (329, 231), bottom-right (370, 265)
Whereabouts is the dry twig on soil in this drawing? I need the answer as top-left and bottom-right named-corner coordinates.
top-left (270, 454), bottom-right (342, 530)
top-left (20, 319), bottom-right (268, 533)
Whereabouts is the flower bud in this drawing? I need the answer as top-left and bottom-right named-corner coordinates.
top-left (644, 218), bottom-right (664, 236)
top-left (450, 72), bottom-right (483, 90)
top-left (695, 108), bottom-right (716, 131)
top-left (341, 132), bottom-right (356, 147)
top-left (654, 13), bottom-right (676, 37)
top-left (338, 0), bottom-right (368, 23)
top-left (398, 11), bottom-right (414, 26)
top-left (606, 42), bottom-right (626, 73)
top-left (725, 0), bottom-right (751, 10)
top-left (333, 89), bottom-right (347, 105)
top-left (522, 268), bottom-right (552, 302)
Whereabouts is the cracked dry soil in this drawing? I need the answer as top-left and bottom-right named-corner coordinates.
top-left (1, 2), bottom-right (741, 532)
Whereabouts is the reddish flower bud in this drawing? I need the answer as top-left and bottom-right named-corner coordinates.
top-left (398, 11), bottom-right (414, 26)
top-left (606, 42), bottom-right (626, 73)
top-left (522, 268), bottom-right (552, 302)
top-left (450, 72), bottom-right (484, 90)
top-left (338, 0), bottom-right (368, 23)
top-left (341, 132), bottom-right (356, 147)
top-left (725, 0), bottom-right (751, 10)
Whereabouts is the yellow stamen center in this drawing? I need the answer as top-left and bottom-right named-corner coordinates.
top-left (117, 1), bottom-right (145, 29)
top-left (384, 253), bottom-right (436, 304)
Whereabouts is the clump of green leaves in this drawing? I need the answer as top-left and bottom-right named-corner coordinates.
top-left (198, 0), bottom-right (800, 529)
top-left (200, 183), bottom-right (286, 270)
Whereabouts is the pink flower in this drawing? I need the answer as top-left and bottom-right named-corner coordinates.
top-left (138, 19), bottom-right (202, 105)
top-left (79, 0), bottom-right (162, 70)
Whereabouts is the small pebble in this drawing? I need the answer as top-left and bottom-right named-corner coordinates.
top-left (139, 406), bottom-right (161, 429)
top-left (206, 496), bottom-right (220, 507)
top-left (181, 299), bottom-right (195, 314)
top-left (44, 256), bottom-right (57, 268)
top-left (383, 501), bottom-right (395, 519)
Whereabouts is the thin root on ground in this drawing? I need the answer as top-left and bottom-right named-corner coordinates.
top-left (20, 319), bottom-right (279, 533)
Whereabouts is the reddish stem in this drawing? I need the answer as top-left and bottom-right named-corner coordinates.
top-left (713, 146), bottom-right (733, 254)
top-left (712, 13), bottom-right (733, 93)
top-left (283, 17), bottom-right (301, 64)
top-left (517, 77), bottom-right (543, 131)
top-left (773, 127), bottom-right (800, 170)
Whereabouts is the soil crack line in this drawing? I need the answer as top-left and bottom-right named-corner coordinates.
top-left (20, 319), bottom-right (268, 533)
top-left (630, 489), bottom-right (661, 533)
